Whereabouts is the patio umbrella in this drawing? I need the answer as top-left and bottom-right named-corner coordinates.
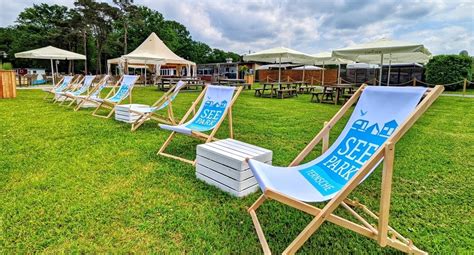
top-left (332, 38), bottom-right (430, 85)
top-left (354, 52), bottom-right (431, 85)
top-left (15, 46), bottom-right (86, 85)
top-left (312, 52), bottom-right (353, 85)
top-left (243, 47), bottom-right (314, 89)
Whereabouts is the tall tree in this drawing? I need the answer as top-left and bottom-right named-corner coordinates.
top-left (113, 0), bottom-right (137, 55)
top-left (75, 0), bottom-right (119, 74)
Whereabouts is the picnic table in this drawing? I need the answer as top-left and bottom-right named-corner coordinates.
top-left (158, 77), bottom-right (205, 91)
top-left (255, 82), bottom-right (297, 99)
top-left (311, 84), bottom-right (357, 105)
top-left (218, 78), bottom-right (245, 84)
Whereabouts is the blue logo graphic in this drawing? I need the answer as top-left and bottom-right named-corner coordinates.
top-left (185, 97), bottom-right (228, 131)
top-left (300, 112), bottom-right (398, 196)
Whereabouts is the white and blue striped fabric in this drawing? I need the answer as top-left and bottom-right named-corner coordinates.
top-left (132, 80), bottom-right (187, 114)
top-left (248, 86), bottom-right (427, 202)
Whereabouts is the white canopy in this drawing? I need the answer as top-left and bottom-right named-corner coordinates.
top-left (311, 51), bottom-right (353, 65)
top-left (257, 63), bottom-right (298, 70)
top-left (355, 52), bottom-right (431, 64)
top-left (243, 47), bottom-right (314, 87)
top-left (347, 63), bottom-right (380, 69)
top-left (292, 65), bottom-right (324, 70)
top-left (15, 46), bottom-right (86, 85)
top-left (332, 38), bottom-right (431, 85)
top-left (243, 46), bottom-right (314, 64)
top-left (311, 52), bottom-right (353, 84)
top-left (122, 32), bottom-right (194, 65)
top-left (15, 46), bottom-right (86, 60)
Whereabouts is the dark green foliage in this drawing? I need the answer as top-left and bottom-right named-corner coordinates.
top-left (425, 55), bottom-right (472, 90)
top-left (0, 2), bottom-right (239, 73)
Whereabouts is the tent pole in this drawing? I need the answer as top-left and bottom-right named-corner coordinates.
top-left (322, 61), bottom-right (325, 85)
top-left (387, 55), bottom-right (392, 86)
top-left (278, 56), bottom-right (282, 90)
top-left (50, 59), bottom-right (55, 85)
top-left (302, 65), bottom-right (305, 82)
top-left (144, 61), bottom-right (147, 86)
top-left (337, 63), bottom-right (341, 84)
top-left (379, 53), bottom-right (384, 86)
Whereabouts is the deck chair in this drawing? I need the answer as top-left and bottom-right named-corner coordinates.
top-left (56, 75), bottom-right (96, 105)
top-left (43, 75), bottom-right (75, 100)
top-left (73, 75), bottom-right (110, 111)
top-left (130, 80), bottom-right (187, 131)
top-left (91, 75), bottom-right (139, 118)
top-left (157, 85), bottom-right (243, 165)
top-left (247, 85), bottom-right (444, 255)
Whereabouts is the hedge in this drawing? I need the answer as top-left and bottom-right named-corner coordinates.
top-left (425, 55), bottom-right (472, 90)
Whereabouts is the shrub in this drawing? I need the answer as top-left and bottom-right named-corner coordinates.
top-left (425, 55), bottom-right (472, 90)
top-left (1, 62), bottom-right (13, 70)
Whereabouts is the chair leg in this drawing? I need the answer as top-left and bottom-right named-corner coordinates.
top-left (67, 98), bottom-right (76, 107)
top-left (74, 100), bottom-right (84, 111)
top-left (157, 132), bottom-right (176, 155)
top-left (248, 194), bottom-right (271, 255)
top-left (131, 113), bottom-right (148, 132)
top-left (91, 102), bottom-right (103, 116)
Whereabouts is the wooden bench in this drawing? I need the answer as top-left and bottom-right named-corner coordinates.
top-left (311, 91), bottom-right (334, 103)
top-left (277, 89), bottom-right (297, 99)
top-left (299, 85), bottom-right (317, 94)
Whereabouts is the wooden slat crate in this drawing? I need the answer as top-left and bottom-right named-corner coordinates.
top-left (114, 104), bottom-right (149, 123)
top-left (0, 70), bottom-right (17, 99)
top-left (196, 139), bottom-right (272, 197)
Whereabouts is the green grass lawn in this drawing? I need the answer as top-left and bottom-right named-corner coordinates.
top-left (1, 87), bottom-right (473, 253)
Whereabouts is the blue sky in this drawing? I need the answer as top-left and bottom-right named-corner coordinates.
top-left (1, 0), bottom-right (473, 55)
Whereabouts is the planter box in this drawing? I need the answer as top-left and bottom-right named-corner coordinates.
top-left (114, 104), bottom-right (149, 123)
top-left (0, 70), bottom-right (16, 99)
top-left (196, 139), bottom-right (272, 197)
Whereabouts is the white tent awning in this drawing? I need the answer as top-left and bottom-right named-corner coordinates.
top-left (15, 46), bottom-right (86, 60)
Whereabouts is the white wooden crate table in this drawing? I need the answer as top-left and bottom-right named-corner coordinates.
top-left (196, 138), bottom-right (272, 197)
top-left (114, 104), bottom-right (150, 123)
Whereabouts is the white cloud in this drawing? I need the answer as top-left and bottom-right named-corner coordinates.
top-left (1, 0), bottom-right (473, 54)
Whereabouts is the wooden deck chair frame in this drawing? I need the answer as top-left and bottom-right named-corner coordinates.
top-left (248, 84), bottom-right (444, 255)
top-left (64, 75), bottom-right (104, 108)
top-left (43, 75), bottom-right (81, 100)
top-left (74, 75), bottom-right (114, 111)
top-left (130, 82), bottom-right (189, 131)
top-left (157, 85), bottom-right (244, 165)
top-left (91, 76), bottom-right (138, 119)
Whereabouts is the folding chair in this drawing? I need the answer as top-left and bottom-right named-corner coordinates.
top-left (43, 75), bottom-right (75, 100)
top-left (73, 75), bottom-right (110, 111)
top-left (246, 85), bottom-right (444, 254)
top-left (56, 75), bottom-right (96, 105)
top-left (130, 80), bottom-right (188, 131)
top-left (157, 85), bottom-right (243, 165)
top-left (91, 75), bottom-right (139, 118)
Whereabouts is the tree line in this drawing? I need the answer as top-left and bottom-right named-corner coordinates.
top-left (0, 0), bottom-right (240, 74)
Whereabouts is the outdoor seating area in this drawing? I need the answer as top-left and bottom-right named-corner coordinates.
top-left (1, 1), bottom-right (473, 254)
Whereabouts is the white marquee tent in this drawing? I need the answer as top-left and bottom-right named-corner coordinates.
top-left (108, 33), bottom-right (196, 83)
top-left (15, 46), bottom-right (86, 85)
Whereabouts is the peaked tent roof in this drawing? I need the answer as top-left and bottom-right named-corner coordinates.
top-left (15, 46), bottom-right (86, 60)
top-left (122, 32), bottom-right (195, 65)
